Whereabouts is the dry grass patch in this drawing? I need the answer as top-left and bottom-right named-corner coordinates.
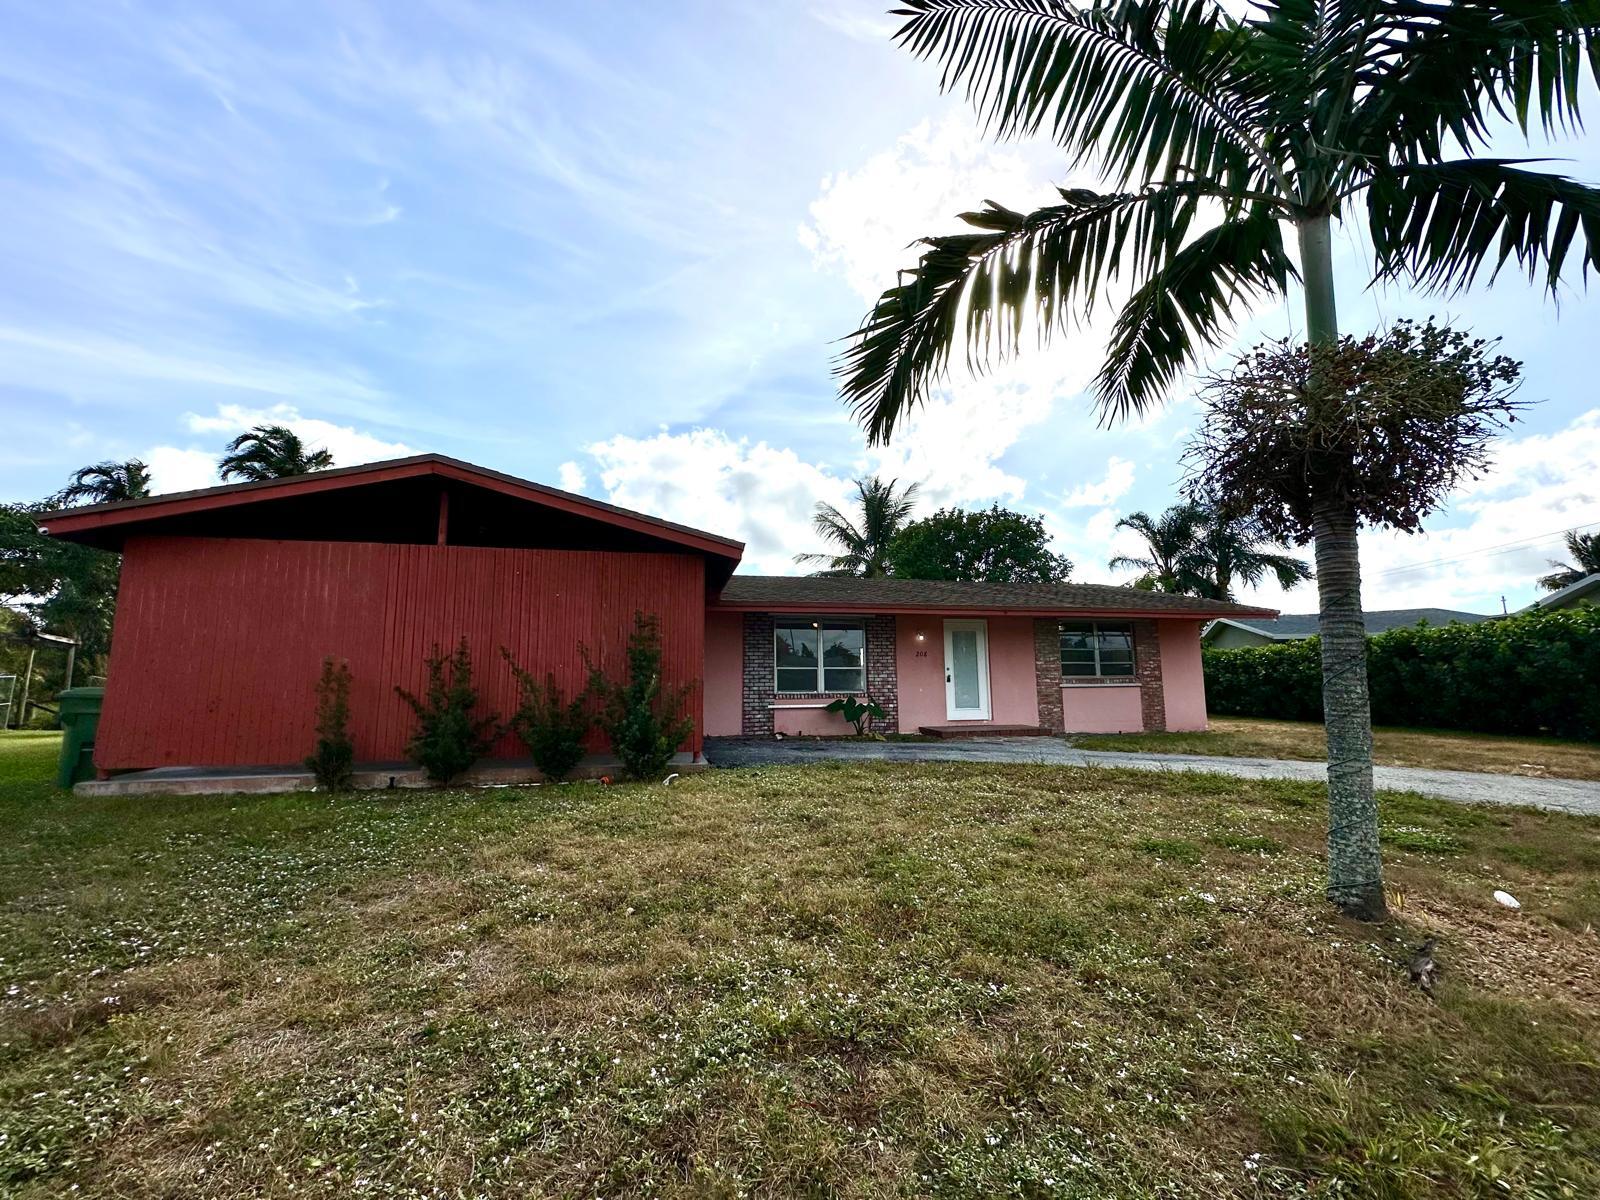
top-left (1073, 715), bottom-right (1600, 780)
top-left (1, 733), bottom-right (1598, 1197)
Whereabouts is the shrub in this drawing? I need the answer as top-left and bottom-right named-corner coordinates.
top-left (395, 638), bottom-right (499, 785)
top-left (304, 656), bottom-right (355, 791)
top-left (1204, 607), bottom-right (1600, 739)
top-left (585, 612), bottom-right (694, 781)
top-left (503, 651), bottom-right (591, 781)
top-left (824, 695), bottom-right (888, 736)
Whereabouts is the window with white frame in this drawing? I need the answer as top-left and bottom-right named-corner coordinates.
top-left (775, 618), bottom-right (866, 693)
top-left (1059, 621), bottom-right (1135, 678)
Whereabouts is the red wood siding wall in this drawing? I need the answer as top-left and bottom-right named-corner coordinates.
top-left (97, 536), bottom-right (705, 770)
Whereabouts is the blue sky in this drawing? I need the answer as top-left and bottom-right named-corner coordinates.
top-left (3, 2), bottom-right (1598, 611)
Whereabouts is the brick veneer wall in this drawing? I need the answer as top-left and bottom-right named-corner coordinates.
top-left (741, 613), bottom-right (776, 735)
top-left (740, 612), bottom-right (898, 735)
top-left (864, 614), bottom-right (898, 734)
top-left (1037, 616), bottom-right (1166, 733)
top-left (1132, 618), bottom-right (1167, 732)
top-left (1032, 618), bottom-right (1065, 733)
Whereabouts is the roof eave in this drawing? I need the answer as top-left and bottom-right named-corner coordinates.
top-left (38, 453), bottom-right (745, 564)
top-left (707, 600), bottom-right (1277, 620)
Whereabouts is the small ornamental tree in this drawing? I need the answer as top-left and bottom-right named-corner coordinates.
top-left (503, 649), bottom-right (591, 781)
top-left (396, 638), bottom-right (499, 785)
top-left (1185, 319), bottom-right (1523, 918)
top-left (586, 613), bottom-right (694, 781)
top-left (305, 656), bottom-right (355, 791)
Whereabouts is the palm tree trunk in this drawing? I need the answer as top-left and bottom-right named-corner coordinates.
top-left (1298, 213), bottom-right (1386, 921)
top-left (1310, 489), bottom-right (1385, 918)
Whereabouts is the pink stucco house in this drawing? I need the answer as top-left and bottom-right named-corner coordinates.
top-left (44, 456), bottom-right (1275, 779)
top-left (706, 574), bottom-right (1271, 739)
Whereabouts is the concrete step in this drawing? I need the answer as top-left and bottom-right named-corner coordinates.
top-left (917, 724), bottom-right (1050, 739)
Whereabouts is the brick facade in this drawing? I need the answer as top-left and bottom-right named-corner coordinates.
top-left (864, 614), bottom-right (898, 734)
top-left (741, 612), bottom-right (899, 736)
top-left (740, 613), bottom-right (776, 735)
top-left (1132, 618), bottom-right (1167, 732)
top-left (1032, 618), bottom-right (1065, 733)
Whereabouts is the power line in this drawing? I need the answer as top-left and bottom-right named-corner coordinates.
top-left (1371, 518), bottom-right (1600, 579)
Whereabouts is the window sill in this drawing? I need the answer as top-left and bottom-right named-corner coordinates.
top-left (1062, 678), bottom-right (1138, 687)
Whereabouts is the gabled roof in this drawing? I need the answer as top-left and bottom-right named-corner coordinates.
top-left (713, 575), bottom-right (1275, 619)
top-left (1519, 572), bottom-right (1600, 612)
top-left (39, 453), bottom-right (745, 584)
top-left (1203, 607), bottom-right (1492, 642)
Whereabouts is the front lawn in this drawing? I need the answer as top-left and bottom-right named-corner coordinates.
top-left (1073, 715), bottom-right (1600, 780)
top-left (2, 730), bottom-right (1598, 1197)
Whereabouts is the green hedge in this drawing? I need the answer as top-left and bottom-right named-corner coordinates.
top-left (1203, 606), bottom-right (1600, 740)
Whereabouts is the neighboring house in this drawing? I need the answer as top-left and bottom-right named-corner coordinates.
top-left (41, 455), bottom-right (1274, 780)
top-left (1519, 572), bottom-right (1600, 613)
top-left (1202, 608), bottom-right (1492, 649)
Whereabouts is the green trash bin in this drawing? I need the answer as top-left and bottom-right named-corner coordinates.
top-left (57, 687), bottom-right (105, 789)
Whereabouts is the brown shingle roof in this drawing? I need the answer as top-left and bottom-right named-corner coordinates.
top-left (715, 575), bottom-right (1275, 619)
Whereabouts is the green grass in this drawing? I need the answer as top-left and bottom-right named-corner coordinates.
top-left (2, 730), bottom-right (1599, 1197)
top-left (1072, 716), bottom-right (1600, 780)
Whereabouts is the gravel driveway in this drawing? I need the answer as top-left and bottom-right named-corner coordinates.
top-left (703, 736), bottom-right (1600, 817)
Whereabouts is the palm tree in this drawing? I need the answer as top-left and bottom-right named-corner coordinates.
top-left (219, 425), bottom-right (335, 483)
top-left (838, 1), bottom-right (1600, 919)
top-left (1109, 504), bottom-right (1207, 593)
top-left (1538, 530), bottom-right (1600, 591)
top-left (57, 460), bottom-right (152, 507)
top-left (1191, 513), bottom-right (1312, 602)
top-left (795, 477), bottom-right (921, 577)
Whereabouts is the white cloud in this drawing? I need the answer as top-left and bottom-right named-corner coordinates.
top-left (584, 428), bottom-right (852, 573)
top-left (1058, 456), bottom-right (1136, 508)
top-left (557, 461), bottom-right (587, 494)
top-left (143, 446), bottom-right (219, 495)
top-left (800, 114), bottom-right (1064, 304)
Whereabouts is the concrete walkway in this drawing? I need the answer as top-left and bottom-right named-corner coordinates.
top-left (703, 737), bottom-right (1600, 817)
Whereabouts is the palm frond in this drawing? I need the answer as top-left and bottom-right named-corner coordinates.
top-left (1368, 158), bottom-right (1600, 293)
top-left (1095, 201), bottom-right (1293, 422)
top-left (838, 182), bottom-right (1208, 443)
top-left (892, 0), bottom-right (1270, 192)
top-left (1347, 0), bottom-right (1600, 165)
top-left (1107, 553), bottom-right (1157, 572)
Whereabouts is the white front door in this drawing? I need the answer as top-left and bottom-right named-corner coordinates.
top-left (943, 619), bottom-right (991, 721)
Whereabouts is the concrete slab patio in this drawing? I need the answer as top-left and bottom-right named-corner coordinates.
top-left (703, 736), bottom-right (1600, 817)
top-left (75, 753), bottom-right (707, 797)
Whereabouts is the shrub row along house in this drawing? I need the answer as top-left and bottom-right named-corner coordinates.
top-left (41, 455), bottom-right (1272, 786)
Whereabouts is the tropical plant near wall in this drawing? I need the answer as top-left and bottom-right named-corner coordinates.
top-left (219, 424), bottom-right (336, 482)
top-left (396, 638), bottom-right (499, 785)
top-left (305, 656), bottom-right (356, 791)
top-left (1539, 529), bottom-right (1600, 592)
top-left (796, 476), bottom-right (920, 577)
top-left (585, 613), bottom-right (694, 781)
top-left (824, 695), bottom-right (889, 737)
top-left (503, 650), bottom-right (592, 781)
top-left (838, 0), bottom-right (1600, 918)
